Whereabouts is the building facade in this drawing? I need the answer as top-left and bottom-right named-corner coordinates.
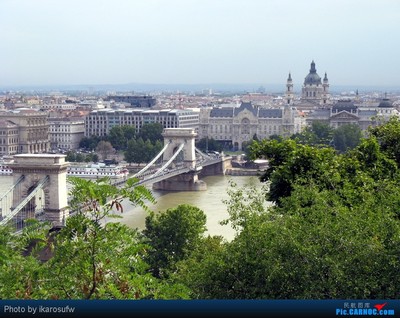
top-left (85, 108), bottom-right (199, 137)
top-left (286, 61), bottom-right (331, 111)
top-left (0, 108), bottom-right (50, 154)
top-left (104, 95), bottom-right (156, 108)
top-left (48, 118), bottom-right (85, 151)
top-left (0, 120), bottom-right (19, 156)
top-left (306, 98), bottom-right (398, 130)
top-left (199, 102), bottom-right (304, 150)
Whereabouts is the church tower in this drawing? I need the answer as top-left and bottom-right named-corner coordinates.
top-left (322, 72), bottom-right (330, 105)
top-left (301, 60), bottom-right (325, 104)
top-left (285, 72), bottom-right (294, 104)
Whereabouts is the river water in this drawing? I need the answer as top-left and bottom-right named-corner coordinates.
top-left (0, 174), bottom-right (262, 241)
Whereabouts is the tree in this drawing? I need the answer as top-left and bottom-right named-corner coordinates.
top-left (249, 138), bottom-right (340, 205)
top-left (332, 124), bottom-right (362, 153)
top-left (107, 125), bottom-right (137, 151)
top-left (142, 204), bottom-right (207, 279)
top-left (108, 126), bottom-right (127, 150)
top-left (79, 136), bottom-right (102, 150)
top-left (96, 141), bottom-right (114, 161)
top-left (92, 153), bottom-right (99, 163)
top-left (0, 177), bottom-right (190, 299)
top-left (75, 153), bottom-right (85, 162)
top-left (137, 123), bottom-right (163, 144)
top-left (124, 138), bottom-right (146, 165)
top-left (368, 116), bottom-right (400, 166)
top-left (176, 179), bottom-right (400, 299)
top-left (65, 151), bottom-right (76, 162)
top-left (195, 137), bottom-right (222, 152)
top-left (291, 121), bottom-right (334, 146)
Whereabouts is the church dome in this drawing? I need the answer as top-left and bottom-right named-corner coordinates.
top-left (378, 98), bottom-right (393, 108)
top-left (304, 61), bottom-right (322, 85)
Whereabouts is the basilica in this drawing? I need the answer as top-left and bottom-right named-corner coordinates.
top-left (286, 60), bottom-right (398, 129)
top-left (285, 60), bottom-right (331, 110)
top-left (198, 61), bottom-right (397, 150)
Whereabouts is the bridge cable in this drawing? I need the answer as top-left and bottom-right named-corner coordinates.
top-left (132, 141), bottom-right (170, 178)
top-left (151, 143), bottom-right (185, 178)
top-left (0, 175), bottom-right (49, 226)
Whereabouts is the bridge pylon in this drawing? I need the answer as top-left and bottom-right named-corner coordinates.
top-left (153, 128), bottom-right (206, 191)
top-left (162, 128), bottom-right (197, 169)
top-left (10, 154), bottom-right (70, 227)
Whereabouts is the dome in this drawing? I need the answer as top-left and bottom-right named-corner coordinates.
top-left (378, 98), bottom-right (393, 108)
top-left (304, 61), bottom-right (322, 85)
top-left (333, 99), bottom-right (357, 112)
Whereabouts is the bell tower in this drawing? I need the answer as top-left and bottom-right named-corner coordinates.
top-left (285, 72), bottom-right (294, 105)
top-left (322, 72), bottom-right (330, 105)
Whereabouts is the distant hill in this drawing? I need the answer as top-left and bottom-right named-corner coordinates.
top-left (1, 83), bottom-right (399, 95)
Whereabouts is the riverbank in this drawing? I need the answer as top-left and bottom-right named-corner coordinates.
top-left (225, 168), bottom-right (263, 176)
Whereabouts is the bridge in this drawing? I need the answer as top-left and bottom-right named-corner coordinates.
top-left (119, 128), bottom-right (231, 191)
top-left (0, 128), bottom-right (231, 230)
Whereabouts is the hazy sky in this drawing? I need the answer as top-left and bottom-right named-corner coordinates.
top-left (1, 0), bottom-right (399, 88)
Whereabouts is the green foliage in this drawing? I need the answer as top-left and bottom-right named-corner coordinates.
top-left (195, 137), bottom-right (223, 152)
top-left (137, 123), bottom-right (163, 144)
top-left (143, 204), bottom-right (207, 279)
top-left (369, 116), bottom-right (400, 166)
top-left (79, 136), bottom-right (101, 150)
top-left (332, 124), bottom-right (362, 153)
top-left (291, 121), bottom-right (334, 147)
top-left (124, 138), bottom-right (163, 164)
top-left (250, 139), bottom-right (340, 205)
top-left (66, 151), bottom-right (98, 163)
top-left (180, 181), bottom-right (400, 299)
top-left (221, 179), bottom-right (270, 232)
top-left (172, 235), bottom-right (226, 299)
top-left (0, 177), bottom-right (190, 299)
top-left (108, 125), bottom-right (137, 150)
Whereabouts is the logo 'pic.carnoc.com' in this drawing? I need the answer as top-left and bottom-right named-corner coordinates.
top-left (336, 302), bottom-right (395, 316)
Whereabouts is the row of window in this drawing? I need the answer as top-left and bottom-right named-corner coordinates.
top-left (0, 146), bottom-right (18, 153)
top-left (0, 138), bottom-right (18, 144)
top-left (208, 124), bottom-right (280, 133)
top-left (0, 130), bottom-right (18, 135)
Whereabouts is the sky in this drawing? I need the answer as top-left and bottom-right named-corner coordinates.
top-left (1, 0), bottom-right (399, 89)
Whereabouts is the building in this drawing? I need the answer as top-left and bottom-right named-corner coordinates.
top-left (306, 98), bottom-right (399, 130)
top-left (0, 120), bottom-right (19, 156)
top-left (48, 118), bottom-right (85, 151)
top-left (85, 108), bottom-right (199, 137)
top-left (286, 61), bottom-right (331, 111)
top-left (104, 95), bottom-right (156, 108)
top-left (0, 108), bottom-right (50, 154)
top-left (199, 102), bottom-right (304, 150)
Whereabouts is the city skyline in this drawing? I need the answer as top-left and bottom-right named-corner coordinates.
top-left (1, 0), bottom-right (399, 88)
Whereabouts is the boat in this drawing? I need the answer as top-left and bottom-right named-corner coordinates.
top-left (0, 164), bottom-right (13, 175)
top-left (0, 157), bottom-right (14, 175)
top-left (67, 163), bottom-right (129, 179)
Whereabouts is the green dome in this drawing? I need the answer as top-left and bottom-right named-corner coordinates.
top-left (304, 61), bottom-right (322, 85)
top-left (378, 98), bottom-right (393, 108)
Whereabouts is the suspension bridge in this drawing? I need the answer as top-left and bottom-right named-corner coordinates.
top-left (0, 128), bottom-right (231, 230)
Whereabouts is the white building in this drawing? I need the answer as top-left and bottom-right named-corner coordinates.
top-left (48, 118), bottom-right (85, 150)
top-left (85, 108), bottom-right (199, 137)
top-left (306, 98), bottom-right (399, 130)
top-left (199, 102), bottom-right (305, 150)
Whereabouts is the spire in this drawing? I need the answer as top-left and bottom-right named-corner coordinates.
top-left (310, 60), bottom-right (316, 73)
top-left (323, 72), bottom-right (328, 82)
top-left (287, 72), bottom-right (292, 81)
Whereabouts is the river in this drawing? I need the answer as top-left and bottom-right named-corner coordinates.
top-left (0, 174), bottom-right (262, 241)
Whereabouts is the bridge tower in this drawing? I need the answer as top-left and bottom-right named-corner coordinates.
top-left (10, 154), bottom-right (70, 227)
top-left (153, 128), bottom-right (206, 191)
top-left (162, 128), bottom-right (197, 169)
